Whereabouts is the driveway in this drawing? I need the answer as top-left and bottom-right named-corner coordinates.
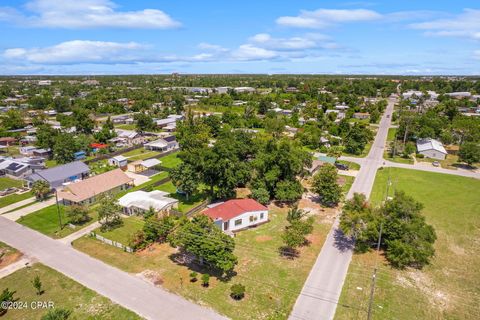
top-left (0, 217), bottom-right (227, 320)
top-left (2, 197), bottom-right (56, 221)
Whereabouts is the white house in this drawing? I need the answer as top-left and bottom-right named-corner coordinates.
top-left (203, 199), bottom-right (268, 233)
top-left (118, 190), bottom-right (179, 215)
top-left (417, 138), bottom-right (447, 160)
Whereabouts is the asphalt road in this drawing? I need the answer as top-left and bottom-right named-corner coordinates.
top-left (289, 98), bottom-right (396, 320)
top-left (0, 218), bottom-right (227, 320)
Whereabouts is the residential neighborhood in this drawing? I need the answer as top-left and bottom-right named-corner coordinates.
top-left (0, 1), bottom-right (479, 320)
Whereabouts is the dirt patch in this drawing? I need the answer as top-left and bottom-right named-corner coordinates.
top-left (0, 251), bottom-right (22, 268)
top-left (396, 270), bottom-right (450, 311)
top-left (136, 242), bottom-right (174, 257)
top-left (448, 243), bottom-right (466, 256)
top-left (236, 188), bottom-right (251, 199)
top-left (137, 269), bottom-right (164, 286)
top-left (305, 234), bottom-right (322, 246)
top-left (255, 235), bottom-right (272, 242)
top-left (337, 176), bottom-right (346, 186)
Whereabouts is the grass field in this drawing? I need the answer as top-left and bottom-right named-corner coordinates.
top-left (17, 204), bottom-right (97, 239)
top-left (387, 128), bottom-right (397, 141)
top-left (115, 171), bottom-right (170, 198)
top-left (122, 148), bottom-right (161, 162)
top-left (94, 216), bottom-right (144, 245)
top-left (154, 181), bottom-right (208, 213)
top-left (0, 263), bottom-right (140, 320)
top-left (74, 205), bottom-right (333, 320)
top-left (0, 191), bottom-right (34, 209)
top-left (335, 168), bottom-right (480, 320)
top-left (0, 177), bottom-right (23, 189)
top-left (159, 152), bottom-right (182, 169)
top-left (45, 159), bottom-right (57, 168)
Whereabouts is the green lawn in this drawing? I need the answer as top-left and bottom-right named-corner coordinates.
top-left (159, 152), bottom-right (182, 169)
top-left (0, 263), bottom-right (140, 320)
top-left (89, 159), bottom-right (117, 175)
top-left (337, 160), bottom-right (361, 171)
top-left (339, 175), bottom-right (355, 194)
top-left (0, 177), bottom-right (23, 189)
top-left (0, 191), bottom-right (34, 209)
top-left (154, 181), bottom-right (208, 213)
top-left (336, 168), bottom-right (480, 320)
top-left (45, 159), bottom-right (57, 168)
top-left (94, 216), bottom-right (144, 245)
top-left (115, 124), bottom-right (137, 130)
top-left (387, 128), bottom-right (397, 141)
top-left (73, 206), bottom-right (332, 320)
top-left (17, 204), bottom-right (98, 239)
top-left (121, 148), bottom-right (160, 161)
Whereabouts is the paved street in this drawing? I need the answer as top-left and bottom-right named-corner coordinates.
top-left (0, 218), bottom-right (227, 320)
top-left (1, 197), bottom-right (56, 221)
top-left (289, 98), bottom-right (396, 320)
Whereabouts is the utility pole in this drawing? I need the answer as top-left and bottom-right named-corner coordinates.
top-left (55, 189), bottom-right (63, 230)
top-left (367, 174), bottom-right (391, 320)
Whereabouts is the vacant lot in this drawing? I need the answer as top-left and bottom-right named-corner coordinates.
top-left (74, 204), bottom-right (335, 320)
top-left (335, 168), bottom-right (480, 320)
top-left (94, 216), bottom-right (144, 245)
top-left (0, 242), bottom-right (22, 268)
top-left (0, 263), bottom-right (140, 320)
top-left (17, 204), bottom-right (98, 239)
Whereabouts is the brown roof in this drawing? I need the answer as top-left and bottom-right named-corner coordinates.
top-left (58, 168), bottom-right (133, 203)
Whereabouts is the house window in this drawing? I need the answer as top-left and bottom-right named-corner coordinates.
top-left (260, 212), bottom-right (264, 219)
top-left (249, 216), bottom-right (254, 222)
top-left (234, 219), bottom-right (242, 226)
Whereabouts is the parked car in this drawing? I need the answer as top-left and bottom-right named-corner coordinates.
top-left (432, 161), bottom-right (440, 167)
top-left (335, 163), bottom-right (349, 170)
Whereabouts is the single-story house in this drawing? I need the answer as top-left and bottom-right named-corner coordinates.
top-left (108, 155), bottom-right (128, 169)
top-left (58, 168), bottom-right (134, 206)
top-left (20, 146), bottom-right (37, 156)
top-left (353, 112), bottom-right (370, 120)
top-left (32, 148), bottom-right (51, 158)
top-left (144, 137), bottom-right (179, 152)
top-left (118, 190), bottom-right (179, 215)
top-left (416, 138), bottom-right (447, 160)
top-left (25, 161), bottom-right (90, 189)
top-left (156, 117), bottom-right (177, 128)
top-left (203, 199), bottom-right (269, 233)
top-left (0, 159), bottom-right (30, 178)
top-left (0, 137), bottom-right (16, 146)
top-left (127, 158), bottom-right (161, 173)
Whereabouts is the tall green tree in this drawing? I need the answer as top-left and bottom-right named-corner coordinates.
top-left (458, 142), bottom-right (480, 165)
top-left (31, 180), bottom-right (51, 200)
top-left (170, 163), bottom-right (201, 200)
top-left (97, 195), bottom-right (123, 231)
top-left (312, 164), bottom-right (342, 207)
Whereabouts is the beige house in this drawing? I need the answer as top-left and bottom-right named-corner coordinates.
top-left (58, 169), bottom-right (134, 206)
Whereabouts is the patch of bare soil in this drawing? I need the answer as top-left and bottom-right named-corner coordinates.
top-left (136, 242), bottom-right (174, 257)
top-left (255, 235), bottom-right (272, 242)
top-left (449, 243), bottom-right (466, 256)
top-left (396, 270), bottom-right (450, 311)
top-left (137, 270), bottom-right (164, 286)
top-left (236, 187), bottom-right (251, 199)
top-left (0, 251), bottom-right (22, 269)
top-left (298, 193), bottom-right (338, 224)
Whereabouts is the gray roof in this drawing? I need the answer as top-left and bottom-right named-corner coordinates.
top-left (26, 161), bottom-right (89, 183)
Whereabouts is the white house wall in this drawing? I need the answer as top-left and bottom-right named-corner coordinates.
top-left (420, 149), bottom-right (446, 160)
top-left (225, 209), bottom-right (269, 232)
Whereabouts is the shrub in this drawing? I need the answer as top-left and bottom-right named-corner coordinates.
top-left (189, 272), bottom-right (198, 283)
top-left (201, 274), bottom-right (210, 287)
top-left (230, 283), bottom-right (246, 300)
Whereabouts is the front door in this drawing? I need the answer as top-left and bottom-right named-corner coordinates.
top-left (223, 221), bottom-right (229, 231)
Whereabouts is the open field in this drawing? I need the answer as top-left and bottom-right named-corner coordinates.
top-left (335, 168), bottom-right (480, 320)
top-left (122, 148), bottom-right (161, 161)
top-left (387, 127), bottom-right (397, 141)
top-left (73, 204), bottom-right (334, 320)
top-left (0, 191), bottom-right (34, 209)
top-left (0, 263), bottom-right (140, 320)
top-left (17, 204), bottom-right (98, 239)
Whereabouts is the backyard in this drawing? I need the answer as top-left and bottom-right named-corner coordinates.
top-left (0, 263), bottom-right (140, 320)
top-left (335, 168), bottom-right (480, 320)
top-left (159, 152), bottom-right (182, 169)
top-left (121, 148), bottom-right (161, 161)
top-left (154, 180), bottom-right (208, 213)
top-left (73, 204), bottom-right (335, 320)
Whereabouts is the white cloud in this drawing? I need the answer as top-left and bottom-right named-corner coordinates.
top-left (231, 45), bottom-right (278, 61)
top-left (249, 33), bottom-right (334, 50)
top-left (276, 8), bottom-right (382, 28)
top-left (3, 40), bottom-right (145, 64)
top-left (0, 0), bottom-right (180, 29)
top-left (197, 43), bottom-right (228, 52)
top-left (474, 50), bottom-right (480, 60)
top-left (410, 9), bottom-right (480, 40)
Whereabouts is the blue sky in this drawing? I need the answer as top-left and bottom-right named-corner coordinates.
top-left (0, 0), bottom-right (479, 75)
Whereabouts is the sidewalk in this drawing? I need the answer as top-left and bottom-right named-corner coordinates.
top-left (0, 257), bottom-right (33, 279)
top-left (59, 221), bottom-right (101, 245)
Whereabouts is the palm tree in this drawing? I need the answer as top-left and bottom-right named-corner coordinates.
top-left (31, 180), bottom-right (51, 201)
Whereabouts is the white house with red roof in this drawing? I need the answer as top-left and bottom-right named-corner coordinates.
top-left (203, 199), bottom-right (269, 233)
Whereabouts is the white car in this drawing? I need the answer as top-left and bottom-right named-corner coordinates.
top-left (432, 161), bottom-right (440, 167)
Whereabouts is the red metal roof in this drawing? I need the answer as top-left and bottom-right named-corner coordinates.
top-left (204, 199), bottom-right (267, 221)
top-left (90, 143), bottom-right (108, 148)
